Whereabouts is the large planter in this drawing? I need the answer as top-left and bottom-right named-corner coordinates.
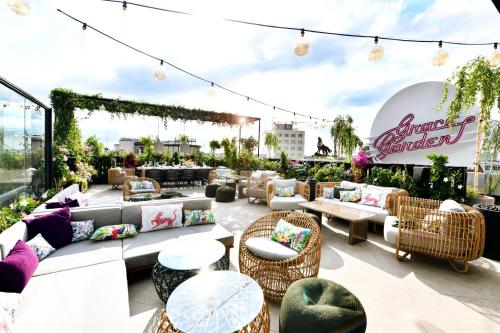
top-left (466, 195), bottom-right (495, 206)
top-left (473, 204), bottom-right (500, 260)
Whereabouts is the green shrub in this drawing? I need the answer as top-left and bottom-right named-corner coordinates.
top-left (0, 150), bottom-right (24, 170)
top-left (427, 153), bottom-right (463, 201)
top-left (314, 164), bottom-right (345, 182)
top-left (90, 153), bottom-right (114, 184)
top-left (367, 166), bottom-right (395, 187)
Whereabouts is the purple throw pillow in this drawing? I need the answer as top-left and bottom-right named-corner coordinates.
top-left (23, 207), bottom-right (72, 249)
top-left (45, 197), bottom-right (79, 209)
top-left (0, 240), bottom-right (38, 293)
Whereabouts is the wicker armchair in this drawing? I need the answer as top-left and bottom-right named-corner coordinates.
top-left (239, 211), bottom-right (321, 303)
top-left (108, 167), bottom-right (137, 189)
top-left (396, 196), bottom-right (485, 273)
top-left (266, 181), bottom-right (310, 210)
top-left (123, 177), bottom-right (161, 201)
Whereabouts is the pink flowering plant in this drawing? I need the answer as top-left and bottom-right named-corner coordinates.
top-left (351, 149), bottom-right (370, 183)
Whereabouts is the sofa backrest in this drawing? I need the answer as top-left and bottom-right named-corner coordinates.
top-left (0, 221), bottom-right (28, 260)
top-left (121, 197), bottom-right (212, 228)
top-left (69, 206), bottom-right (123, 229)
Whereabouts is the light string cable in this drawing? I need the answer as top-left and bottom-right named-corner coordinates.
top-left (103, 0), bottom-right (496, 46)
top-left (56, 8), bottom-right (333, 123)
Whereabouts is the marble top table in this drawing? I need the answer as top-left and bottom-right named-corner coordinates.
top-left (158, 239), bottom-right (225, 271)
top-left (166, 271), bottom-right (265, 333)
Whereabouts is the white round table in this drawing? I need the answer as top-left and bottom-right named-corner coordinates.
top-left (152, 239), bottom-right (228, 303)
top-left (164, 271), bottom-right (269, 333)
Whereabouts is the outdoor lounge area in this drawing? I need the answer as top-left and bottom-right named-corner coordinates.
top-left (1, 1), bottom-right (500, 333)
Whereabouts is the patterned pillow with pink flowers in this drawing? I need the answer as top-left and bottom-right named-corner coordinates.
top-left (359, 188), bottom-right (391, 208)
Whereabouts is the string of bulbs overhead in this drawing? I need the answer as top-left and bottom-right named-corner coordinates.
top-left (104, 0), bottom-right (499, 66)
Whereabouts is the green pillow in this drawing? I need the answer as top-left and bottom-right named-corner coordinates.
top-left (339, 190), bottom-right (361, 203)
top-left (333, 186), bottom-right (354, 199)
top-left (90, 224), bottom-right (137, 241)
top-left (184, 210), bottom-right (215, 226)
top-left (271, 219), bottom-right (311, 252)
top-left (276, 186), bottom-right (295, 197)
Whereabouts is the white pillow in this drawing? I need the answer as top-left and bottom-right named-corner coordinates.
top-left (245, 237), bottom-right (298, 260)
top-left (0, 292), bottom-right (22, 333)
top-left (273, 178), bottom-right (297, 193)
top-left (359, 188), bottom-right (391, 209)
top-left (439, 200), bottom-right (465, 213)
top-left (367, 185), bottom-right (398, 193)
top-left (340, 181), bottom-right (367, 190)
top-left (140, 204), bottom-right (183, 232)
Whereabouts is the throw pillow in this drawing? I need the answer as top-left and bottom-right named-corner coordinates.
top-left (23, 207), bottom-right (72, 249)
top-left (70, 220), bottom-right (95, 242)
top-left (339, 190), bottom-right (362, 203)
top-left (340, 181), bottom-right (367, 190)
top-left (245, 237), bottom-right (298, 260)
top-left (333, 186), bottom-right (354, 199)
top-left (271, 219), bottom-right (311, 252)
top-left (439, 199), bottom-right (465, 213)
top-left (322, 187), bottom-right (335, 199)
top-left (184, 210), bottom-right (215, 226)
top-left (140, 204), bottom-right (183, 232)
top-left (45, 197), bottom-right (79, 209)
top-left (276, 186), bottom-right (295, 197)
top-left (0, 240), bottom-right (38, 293)
top-left (359, 188), bottom-right (391, 208)
top-left (0, 292), bottom-right (22, 333)
top-left (68, 191), bottom-right (89, 207)
top-left (26, 233), bottom-right (55, 261)
top-left (90, 224), bottom-right (137, 241)
top-left (273, 178), bottom-right (297, 195)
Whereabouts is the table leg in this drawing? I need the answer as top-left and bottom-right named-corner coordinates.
top-left (349, 220), bottom-right (368, 245)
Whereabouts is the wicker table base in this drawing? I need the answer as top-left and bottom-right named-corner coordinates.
top-left (152, 255), bottom-right (229, 303)
top-left (156, 302), bottom-right (270, 333)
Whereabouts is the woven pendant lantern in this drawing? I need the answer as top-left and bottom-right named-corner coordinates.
top-left (432, 41), bottom-right (449, 66)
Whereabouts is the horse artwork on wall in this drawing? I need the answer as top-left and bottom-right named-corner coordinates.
top-left (315, 137), bottom-right (332, 156)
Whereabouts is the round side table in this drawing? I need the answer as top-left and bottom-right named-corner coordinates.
top-left (157, 271), bottom-right (269, 333)
top-left (152, 239), bottom-right (228, 303)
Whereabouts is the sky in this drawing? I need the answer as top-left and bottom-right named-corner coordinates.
top-left (1, 0), bottom-right (499, 155)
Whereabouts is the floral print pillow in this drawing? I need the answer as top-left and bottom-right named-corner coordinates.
top-left (90, 224), bottom-right (137, 241)
top-left (184, 210), bottom-right (215, 226)
top-left (323, 187), bottom-right (335, 199)
top-left (276, 187), bottom-right (295, 197)
top-left (339, 190), bottom-right (362, 203)
top-left (271, 219), bottom-right (311, 252)
top-left (26, 233), bottom-right (55, 261)
top-left (70, 220), bottom-right (94, 242)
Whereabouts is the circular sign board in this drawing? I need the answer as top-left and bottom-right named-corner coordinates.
top-left (367, 81), bottom-right (478, 167)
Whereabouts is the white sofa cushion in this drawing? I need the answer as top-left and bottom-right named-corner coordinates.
top-left (439, 199), bottom-right (465, 212)
top-left (367, 185), bottom-right (399, 193)
top-left (340, 181), bottom-right (367, 190)
top-left (245, 237), bottom-right (297, 260)
top-left (14, 261), bottom-right (129, 333)
top-left (270, 194), bottom-right (307, 210)
top-left (322, 198), bottom-right (388, 223)
top-left (273, 178), bottom-right (297, 190)
top-left (384, 216), bottom-right (399, 246)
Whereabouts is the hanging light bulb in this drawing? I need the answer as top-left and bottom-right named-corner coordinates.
top-left (7, 0), bottom-right (31, 16)
top-left (294, 29), bottom-right (310, 57)
top-left (489, 43), bottom-right (500, 67)
top-left (368, 36), bottom-right (384, 62)
top-left (207, 82), bottom-right (216, 97)
top-left (154, 60), bottom-right (166, 80)
top-left (122, 1), bottom-right (127, 10)
top-left (432, 40), bottom-right (449, 66)
top-left (80, 23), bottom-right (87, 49)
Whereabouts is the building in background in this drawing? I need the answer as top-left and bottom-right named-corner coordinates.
top-left (273, 123), bottom-right (305, 159)
top-left (114, 137), bottom-right (201, 155)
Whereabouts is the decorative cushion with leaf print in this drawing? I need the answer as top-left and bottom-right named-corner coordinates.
top-left (26, 233), bottom-right (55, 261)
top-left (90, 224), bottom-right (137, 241)
top-left (276, 187), bottom-right (295, 197)
top-left (184, 210), bottom-right (215, 226)
top-left (271, 219), bottom-right (311, 252)
top-left (70, 220), bottom-right (95, 242)
top-left (339, 190), bottom-right (362, 203)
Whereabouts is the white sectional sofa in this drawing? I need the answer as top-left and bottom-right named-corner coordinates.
top-left (315, 181), bottom-right (408, 224)
top-left (0, 197), bottom-right (234, 333)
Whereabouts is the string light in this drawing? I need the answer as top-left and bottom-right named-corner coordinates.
top-left (207, 82), bottom-right (216, 97)
top-left (154, 60), bottom-right (166, 80)
top-left (490, 43), bottom-right (500, 67)
top-left (294, 29), bottom-right (310, 57)
top-left (368, 36), bottom-right (384, 62)
top-left (7, 0), bottom-right (31, 16)
top-left (432, 40), bottom-right (449, 66)
top-left (122, 1), bottom-right (127, 10)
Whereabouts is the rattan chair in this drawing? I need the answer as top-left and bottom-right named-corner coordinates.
top-left (395, 196), bottom-right (485, 273)
top-left (107, 167), bottom-right (137, 189)
top-left (239, 211), bottom-right (321, 303)
top-left (145, 169), bottom-right (163, 185)
top-left (180, 169), bottom-right (195, 187)
top-left (266, 181), bottom-right (310, 210)
top-left (123, 177), bottom-right (161, 201)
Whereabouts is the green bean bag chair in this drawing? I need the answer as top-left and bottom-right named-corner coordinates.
top-left (215, 185), bottom-right (236, 202)
top-left (280, 278), bottom-right (367, 333)
top-left (205, 183), bottom-right (221, 198)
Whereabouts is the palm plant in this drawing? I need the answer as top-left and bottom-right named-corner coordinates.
top-left (178, 134), bottom-right (190, 144)
top-left (264, 132), bottom-right (278, 157)
top-left (139, 136), bottom-right (154, 163)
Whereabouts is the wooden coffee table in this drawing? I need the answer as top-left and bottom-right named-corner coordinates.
top-left (299, 198), bottom-right (376, 245)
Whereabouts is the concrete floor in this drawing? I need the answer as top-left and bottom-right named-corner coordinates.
top-left (87, 184), bottom-right (500, 333)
